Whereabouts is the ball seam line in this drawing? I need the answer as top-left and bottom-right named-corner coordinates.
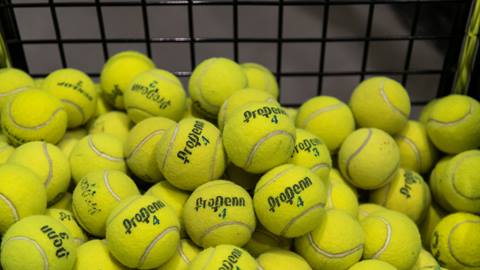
top-left (177, 240), bottom-right (191, 264)
top-left (256, 227), bottom-right (284, 244)
top-left (306, 231), bottom-right (364, 258)
top-left (160, 124), bottom-right (179, 171)
top-left (7, 236), bottom-right (49, 270)
top-left (126, 129), bottom-right (165, 160)
top-left (245, 130), bottom-right (295, 170)
top-left (254, 166), bottom-right (295, 194)
top-left (380, 181), bottom-right (392, 206)
top-left (103, 170), bottom-right (121, 201)
top-left (210, 135), bottom-right (221, 181)
top-left (105, 196), bottom-right (143, 227)
top-left (326, 182), bottom-right (334, 208)
top-left (345, 128), bottom-right (372, 183)
top-left (42, 142), bottom-right (54, 189)
top-left (218, 99), bottom-right (231, 128)
top-left (200, 246), bottom-right (217, 270)
top-left (8, 105), bottom-right (64, 130)
top-left (310, 162), bottom-right (331, 173)
top-left (371, 216), bottom-right (392, 259)
top-left (138, 226), bottom-right (179, 268)
top-left (125, 106), bottom-right (155, 118)
top-left (195, 59), bottom-right (220, 112)
top-left (428, 101), bottom-right (472, 125)
top-left (199, 221), bottom-right (255, 246)
top-left (0, 86), bottom-right (29, 97)
top-left (379, 81), bottom-right (409, 119)
top-left (450, 152), bottom-right (480, 200)
top-left (396, 135), bottom-right (422, 172)
top-left (87, 135), bottom-right (123, 162)
top-left (61, 98), bottom-right (86, 125)
top-left (71, 202), bottom-right (92, 235)
top-left (301, 103), bottom-right (344, 128)
top-left (0, 193), bottom-right (19, 222)
top-left (448, 220), bottom-right (480, 267)
top-left (280, 202), bottom-right (325, 237)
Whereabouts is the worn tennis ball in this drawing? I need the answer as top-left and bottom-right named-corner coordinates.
top-left (69, 133), bottom-right (127, 184)
top-left (431, 212), bottom-right (480, 269)
top-left (189, 245), bottom-right (259, 270)
top-left (223, 102), bottom-right (296, 174)
top-left (88, 111), bottom-right (132, 143)
top-left (57, 128), bottom-right (88, 158)
top-left (357, 203), bottom-right (386, 221)
top-left (73, 239), bottom-right (127, 270)
top-left (106, 195), bottom-right (180, 269)
top-left (361, 209), bottom-right (422, 270)
top-left (428, 156), bottom-right (454, 212)
top-left (43, 68), bottom-right (98, 128)
top-left (325, 176), bottom-right (359, 217)
top-left (419, 202), bottom-right (447, 250)
top-left (100, 50), bottom-right (155, 109)
top-left (338, 128), bottom-right (400, 190)
top-left (155, 117), bottom-right (226, 191)
top-left (0, 164), bottom-right (47, 234)
top-left (350, 77), bottom-right (411, 135)
top-left (1, 89), bottom-right (67, 146)
top-left (257, 249), bottom-right (312, 270)
top-left (370, 168), bottom-right (431, 224)
top-left (8, 141), bottom-right (71, 205)
top-left (0, 141), bottom-right (14, 164)
top-left (243, 223), bottom-right (292, 257)
top-left (189, 57), bottom-right (248, 118)
top-left (72, 170), bottom-right (140, 237)
top-left (224, 163), bottom-right (261, 191)
top-left (412, 249), bottom-right (440, 270)
top-left (253, 164), bottom-right (327, 238)
top-left (49, 192), bottom-right (73, 212)
top-left (157, 239), bottom-right (201, 270)
top-left (296, 96), bottom-right (355, 153)
top-left (426, 95), bottom-right (480, 154)
top-left (46, 208), bottom-right (88, 246)
top-left (288, 128), bottom-right (332, 181)
top-left (295, 209), bottom-right (365, 270)
top-left (419, 99), bottom-right (441, 125)
top-left (217, 88), bottom-right (277, 130)
top-left (241, 62), bottom-right (279, 99)
top-left (0, 215), bottom-right (77, 270)
top-left (124, 69), bottom-right (186, 123)
top-left (0, 68), bottom-right (34, 110)
top-left (348, 260), bottom-right (397, 270)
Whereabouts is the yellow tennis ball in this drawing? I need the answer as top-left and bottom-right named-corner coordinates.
top-left (338, 128), bottom-right (400, 190)
top-left (0, 68), bottom-right (34, 110)
top-left (72, 169), bottom-right (140, 237)
top-left (100, 50), bottom-right (155, 109)
top-left (189, 57), bottom-right (248, 118)
top-left (296, 96), bottom-right (355, 153)
top-left (124, 69), bottom-right (186, 123)
top-left (419, 202), bottom-right (447, 250)
top-left (46, 208), bottom-right (88, 246)
top-left (361, 209), bottom-right (422, 270)
top-left (223, 102), bottom-right (296, 173)
top-left (426, 95), bottom-right (480, 154)
top-left (257, 249), bottom-right (312, 270)
top-left (69, 133), bottom-right (127, 184)
top-left (183, 180), bottom-right (256, 248)
top-left (357, 203), bottom-right (386, 221)
top-left (419, 99), bottom-right (441, 125)
top-left (217, 88), bottom-right (277, 130)
top-left (50, 192), bottom-right (73, 212)
top-left (284, 107), bottom-right (298, 123)
top-left (43, 68), bottom-right (98, 128)
top-left (1, 89), bottom-right (67, 146)
top-left (57, 128), bottom-right (88, 158)
top-left (428, 156), bottom-right (454, 212)
top-left (0, 215), bottom-right (77, 270)
top-left (253, 164), bottom-right (327, 238)
top-left (88, 111), bottom-right (132, 143)
top-left (329, 168), bottom-right (358, 197)
top-left (288, 128), bottom-right (332, 181)
top-left (157, 239), bottom-right (201, 270)
top-left (350, 77), bottom-right (411, 135)
top-left (412, 249), bottom-right (440, 270)
top-left (325, 177), bottom-right (359, 217)
top-left (295, 209), bottom-right (365, 270)
top-left (224, 163), bottom-right (261, 191)
top-left (7, 141), bottom-right (71, 205)
top-left (0, 164), bottom-right (47, 234)
top-left (370, 168), bottom-right (431, 224)
top-left (431, 212), bottom-right (480, 269)
top-left (0, 141), bottom-right (14, 164)
top-left (348, 260), bottom-right (397, 270)
top-left (34, 78), bottom-right (44, 88)
top-left (155, 117), bottom-right (226, 191)
top-left (243, 223), bottom-right (292, 257)
top-left (241, 62), bottom-right (279, 99)
top-left (74, 239), bottom-right (127, 270)
top-left (189, 245), bottom-right (259, 270)
top-left (106, 195), bottom-right (180, 269)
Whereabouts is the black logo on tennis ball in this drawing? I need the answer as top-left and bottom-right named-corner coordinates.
top-left (292, 138), bottom-right (322, 157)
top-left (40, 225), bottom-right (71, 259)
top-left (243, 106), bottom-right (287, 124)
top-left (195, 196), bottom-right (246, 219)
top-left (57, 81), bottom-right (94, 101)
top-left (400, 170), bottom-right (421, 198)
top-left (79, 179), bottom-right (101, 215)
top-left (218, 248), bottom-right (243, 270)
top-left (130, 81), bottom-right (171, 109)
top-left (177, 120), bottom-right (210, 164)
top-left (123, 200), bottom-right (166, 234)
top-left (267, 177), bottom-right (313, 212)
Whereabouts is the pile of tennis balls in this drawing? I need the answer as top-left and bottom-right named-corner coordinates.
top-left (0, 50), bottom-right (479, 270)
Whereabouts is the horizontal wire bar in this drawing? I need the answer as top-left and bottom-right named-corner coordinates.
top-left (280, 100), bottom-right (429, 107)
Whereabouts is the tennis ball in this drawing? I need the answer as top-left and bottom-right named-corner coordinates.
top-left (0, 68), bottom-right (34, 110)
top-left (72, 169), bottom-right (140, 237)
top-left (350, 77), bottom-right (411, 135)
top-left (88, 111), bottom-right (132, 143)
top-left (395, 121), bottom-right (438, 174)
top-left (419, 202), bottom-right (447, 250)
top-left (57, 128), bottom-right (88, 158)
top-left (348, 260), bottom-right (397, 270)
top-left (189, 244), bottom-right (259, 270)
top-left (338, 128), bottom-right (400, 190)
top-left (217, 88), bottom-right (277, 130)
top-left (183, 180), bottom-right (256, 248)
top-left (8, 141), bottom-right (71, 205)
top-left (243, 223), bottom-right (292, 257)
top-left (1, 89), bottom-right (67, 146)
top-left (50, 192), bottom-right (73, 212)
top-left (74, 239), bottom-right (127, 270)
top-left (431, 212), bottom-right (480, 269)
top-left (69, 133), bottom-right (127, 184)
top-left (155, 117), bottom-right (226, 191)
top-left (429, 156), bottom-right (454, 212)
top-left (125, 69), bottom-right (186, 123)
top-left (257, 249), bottom-right (312, 270)
top-left (35, 78), bottom-right (44, 88)
top-left (412, 249), bottom-right (440, 270)
top-left (241, 62), bottom-right (279, 99)
top-left (296, 96), bottom-right (355, 153)
top-left (157, 239), bottom-right (201, 270)
top-left (325, 177), bottom-right (359, 217)
top-left (189, 57), bottom-right (248, 118)
top-left (223, 102), bottom-right (296, 173)
top-left (358, 203), bottom-right (386, 221)
top-left (284, 107), bottom-right (298, 123)
top-left (43, 68), bottom-right (97, 128)
top-left (0, 164), bottom-right (47, 234)
top-left (253, 164), bottom-right (327, 237)
top-left (106, 195), bottom-right (180, 269)
top-left (0, 141), bottom-right (14, 164)
top-left (100, 50), bottom-right (155, 109)
top-left (46, 208), bottom-right (88, 246)
top-left (329, 168), bottom-right (358, 198)
top-left (370, 168), bottom-right (431, 224)
top-left (0, 215), bottom-right (77, 270)
top-left (125, 117), bottom-right (176, 183)
top-left (361, 209), bottom-right (422, 270)
top-left (288, 128), bottom-right (332, 181)
top-left (295, 209), bottom-right (365, 270)
top-left (419, 99), bottom-right (440, 125)
top-left (224, 163), bottom-right (261, 191)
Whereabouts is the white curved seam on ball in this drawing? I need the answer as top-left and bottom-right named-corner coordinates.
top-left (8, 106), bottom-right (64, 130)
top-left (396, 135), bottom-right (421, 172)
top-left (326, 182), bottom-right (334, 208)
top-left (257, 264), bottom-right (266, 270)
top-left (254, 166), bottom-right (295, 194)
top-left (244, 130), bottom-right (295, 170)
top-left (161, 124), bottom-right (179, 170)
top-left (380, 182), bottom-right (392, 206)
top-left (428, 101), bottom-right (472, 125)
top-left (71, 203), bottom-right (89, 232)
top-left (448, 220), bottom-right (480, 268)
top-left (379, 79), bottom-right (408, 119)
top-left (371, 216), bottom-right (392, 259)
top-left (7, 236), bottom-right (49, 270)
top-left (301, 103), bottom-right (344, 128)
top-left (105, 197), bottom-right (143, 227)
top-left (138, 226), bottom-right (179, 268)
top-left (0, 86), bottom-right (29, 97)
top-left (310, 162), bottom-right (331, 173)
top-left (42, 142), bottom-right (54, 188)
top-left (61, 99), bottom-right (86, 124)
top-left (307, 232), bottom-right (364, 258)
top-left (103, 170), bottom-right (121, 201)
top-left (345, 128), bottom-right (372, 183)
top-left (0, 193), bottom-right (19, 221)
top-left (177, 240), bottom-right (191, 264)
top-left (126, 129), bottom-right (165, 160)
top-left (87, 136), bottom-right (123, 162)
top-left (210, 136), bottom-right (221, 180)
top-left (201, 247), bottom-right (217, 270)
top-left (280, 202), bottom-right (325, 237)
top-left (73, 237), bottom-right (85, 246)
top-left (125, 106), bottom-right (154, 117)
top-left (375, 160), bottom-right (400, 190)
top-left (219, 99), bottom-right (230, 128)
top-left (199, 221), bottom-right (254, 245)
top-left (257, 227), bottom-right (284, 244)
top-left (451, 152), bottom-right (480, 200)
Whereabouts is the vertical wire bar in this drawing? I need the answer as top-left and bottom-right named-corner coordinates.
top-left (0, 0), bottom-right (28, 71)
top-left (48, 0), bottom-right (67, 67)
top-left (276, 0), bottom-right (284, 98)
top-left (140, 0), bottom-right (152, 57)
top-left (317, 0), bottom-right (330, 95)
top-left (401, 1), bottom-right (422, 85)
top-left (233, 0), bottom-right (239, 62)
top-left (187, 0), bottom-right (196, 72)
top-left (359, 2), bottom-right (375, 81)
top-left (94, 0), bottom-right (108, 61)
